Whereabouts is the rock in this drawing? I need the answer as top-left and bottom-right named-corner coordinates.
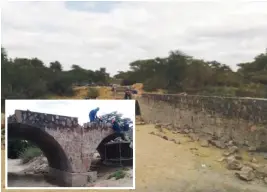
top-left (235, 155), bottom-right (242, 160)
top-left (183, 129), bottom-right (189, 134)
top-left (223, 146), bottom-right (239, 156)
top-left (136, 121), bottom-right (146, 125)
top-left (149, 131), bottom-right (155, 135)
top-left (87, 171), bottom-right (97, 182)
top-left (200, 139), bottom-right (209, 147)
top-left (229, 145), bottom-right (239, 154)
top-left (226, 156), bottom-right (243, 170)
top-left (210, 140), bottom-right (226, 149)
top-left (217, 157), bottom-right (226, 162)
top-left (155, 124), bottom-right (161, 128)
top-left (188, 133), bottom-right (199, 141)
top-left (244, 162), bottom-right (262, 170)
top-left (254, 165), bottom-right (267, 178)
top-left (223, 151), bottom-right (231, 157)
top-left (243, 140), bottom-right (249, 147)
top-left (227, 140), bottom-right (236, 146)
top-left (189, 129), bottom-right (194, 133)
top-left (162, 135), bottom-right (168, 140)
top-left (248, 146), bottom-right (257, 152)
top-left (264, 177), bottom-right (267, 184)
top-left (235, 166), bottom-right (255, 181)
top-left (173, 139), bottom-right (181, 144)
top-left (251, 157), bottom-right (258, 163)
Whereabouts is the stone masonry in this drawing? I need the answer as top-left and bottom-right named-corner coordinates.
top-left (8, 110), bottom-right (114, 187)
top-left (137, 94), bottom-right (267, 150)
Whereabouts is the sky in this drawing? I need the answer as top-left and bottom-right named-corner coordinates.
top-left (1, 1), bottom-right (267, 75)
top-left (5, 100), bottom-right (135, 124)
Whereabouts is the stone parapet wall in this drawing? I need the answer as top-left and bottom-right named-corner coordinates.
top-left (138, 93), bottom-right (267, 149)
top-left (12, 110), bottom-right (79, 129)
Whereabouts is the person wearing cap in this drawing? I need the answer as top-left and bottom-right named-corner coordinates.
top-left (89, 107), bottom-right (100, 122)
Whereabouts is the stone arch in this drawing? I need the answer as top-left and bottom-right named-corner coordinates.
top-left (8, 122), bottom-right (72, 172)
top-left (135, 100), bottom-right (141, 116)
top-left (96, 132), bottom-right (125, 160)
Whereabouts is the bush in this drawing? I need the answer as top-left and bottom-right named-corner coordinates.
top-left (8, 139), bottom-right (32, 159)
top-left (87, 88), bottom-right (100, 99)
top-left (107, 169), bottom-right (126, 180)
top-left (19, 146), bottom-right (42, 164)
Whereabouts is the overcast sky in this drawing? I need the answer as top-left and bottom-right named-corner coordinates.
top-left (1, 1), bottom-right (267, 75)
top-left (5, 100), bottom-right (135, 124)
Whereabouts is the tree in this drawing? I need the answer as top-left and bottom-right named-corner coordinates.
top-left (50, 61), bottom-right (62, 72)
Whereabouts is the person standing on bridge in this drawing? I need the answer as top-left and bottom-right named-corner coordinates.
top-left (89, 107), bottom-right (100, 122)
top-left (111, 119), bottom-right (121, 133)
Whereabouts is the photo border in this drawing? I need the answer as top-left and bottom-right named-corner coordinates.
top-left (5, 99), bottom-right (136, 190)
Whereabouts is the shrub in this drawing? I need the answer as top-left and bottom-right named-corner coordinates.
top-left (19, 146), bottom-right (42, 164)
top-left (87, 88), bottom-right (100, 99)
top-left (107, 169), bottom-right (126, 180)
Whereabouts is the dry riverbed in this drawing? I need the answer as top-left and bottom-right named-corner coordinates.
top-left (2, 122), bottom-right (267, 192)
top-left (7, 155), bottom-right (133, 188)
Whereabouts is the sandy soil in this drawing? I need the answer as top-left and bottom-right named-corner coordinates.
top-left (2, 87), bottom-right (267, 191)
top-left (2, 123), bottom-right (267, 191)
top-left (6, 155), bottom-right (133, 188)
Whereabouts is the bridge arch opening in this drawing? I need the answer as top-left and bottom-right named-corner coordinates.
top-left (8, 123), bottom-right (72, 172)
top-left (135, 100), bottom-right (141, 116)
top-left (96, 132), bottom-right (125, 160)
top-left (96, 132), bottom-right (133, 166)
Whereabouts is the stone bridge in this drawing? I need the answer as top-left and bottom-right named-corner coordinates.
top-left (136, 93), bottom-right (267, 151)
top-left (7, 110), bottom-right (118, 187)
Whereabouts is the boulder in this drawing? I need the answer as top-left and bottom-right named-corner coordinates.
top-left (226, 156), bottom-right (243, 170)
top-left (200, 139), bottom-right (209, 147)
top-left (235, 166), bottom-right (255, 181)
top-left (162, 135), bottom-right (168, 140)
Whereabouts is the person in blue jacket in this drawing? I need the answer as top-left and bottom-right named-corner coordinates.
top-left (122, 122), bottom-right (130, 132)
top-left (89, 107), bottom-right (100, 122)
top-left (111, 119), bottom-right (121, 133)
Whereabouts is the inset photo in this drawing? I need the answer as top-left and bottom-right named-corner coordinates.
top-left (5, 99), bottom-right (135, 190)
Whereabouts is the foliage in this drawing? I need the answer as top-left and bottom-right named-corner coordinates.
top-left (8, 139), bottom-right (33, 159)
top-left (87, 87), bottom-right (100, 98)
top-left (2, 46), bottom-right (267, 101)
top-left (1, 47), bottom-right (111, 105)
top-left (115, 50), bottom-right (267, 98)
top-left (107, 169), bottom-right (126, 180)
top-left (100, 111), bottom-right (133, 125)
top-left (100, 111), bottom-right (133, 139)
top-left (19, 146), bottom-right (42, 164)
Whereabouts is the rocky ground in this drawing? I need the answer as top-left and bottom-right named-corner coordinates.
top-left (136, 116), bottom-right (267, 191)
top-left (7, 152), bottom-right (133, 188)
top-left (4, 121), bottom-right (267, 191)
